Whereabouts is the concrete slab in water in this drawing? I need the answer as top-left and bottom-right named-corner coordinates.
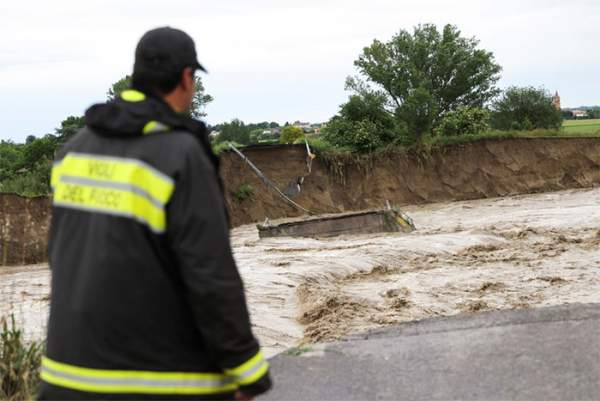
top-left (257, 209), bottom-right (415, 238)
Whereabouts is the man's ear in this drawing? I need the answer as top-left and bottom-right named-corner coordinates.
top-left (181, 67), bottom-right (194, 91)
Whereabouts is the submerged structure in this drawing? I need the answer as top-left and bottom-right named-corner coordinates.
top-left (257, 208), bottom-right (416, 239)
top-left (230, 143), bottom-right (416, 239)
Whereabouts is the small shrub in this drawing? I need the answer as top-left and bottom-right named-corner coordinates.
top-left (279, 126), bottom-right (304, 144)
top-left (433, 107), bottom-right (490, 137)
top-left (0, 315), bottom-right (43, 401)
top-left (211, 141), bottom-right (244, 156)
top-left (0, 160), bottom-right (52, 197)
top-left (233, 184), bottom-right (254, 201)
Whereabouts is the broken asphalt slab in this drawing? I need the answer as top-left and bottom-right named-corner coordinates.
top-left (262, 303), bottom-right (600, 400)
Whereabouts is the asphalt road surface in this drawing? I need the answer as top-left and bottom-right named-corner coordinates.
top-left (263, 303), bottom-right (600, 400)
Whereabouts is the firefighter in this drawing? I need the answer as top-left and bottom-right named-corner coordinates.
top-left (38, 27), bottom-right (272, 400)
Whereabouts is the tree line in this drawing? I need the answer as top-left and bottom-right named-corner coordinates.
top-left (1, 23), bottom-right (591, 195)
top-left (322, 24), bottom-right (566, 152)
top-left (0, 76), bottom-right (212, 196)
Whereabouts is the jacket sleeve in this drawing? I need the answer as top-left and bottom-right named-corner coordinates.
top-left (166, 139), bottom-right (271, 396)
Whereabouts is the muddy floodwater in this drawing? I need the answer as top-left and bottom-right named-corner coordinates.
top-left (3, 188), bottom-right (600, 356)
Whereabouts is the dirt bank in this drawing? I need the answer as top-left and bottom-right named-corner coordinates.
top-left (4, 137), bottom-right (600, 265)
top-left (0, 194), bottom-right (51, 265)
top-left (222, 138), bottom-right (600, 226)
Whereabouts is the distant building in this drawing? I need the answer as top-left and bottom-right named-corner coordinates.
top-left (260, 128), bottom-right (280, 141)
top-left (293, 121), bottom-right (314, 133)
top-left (552, 91), bottom-right (561, 110)
top-left (571, 109), bottom-right (589, 118)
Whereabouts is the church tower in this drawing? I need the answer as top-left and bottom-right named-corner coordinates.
top-left (552, 91), bottom-right (561, 110)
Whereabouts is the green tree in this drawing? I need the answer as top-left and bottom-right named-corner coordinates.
top-left (345, 24), bottom-right (501, 143)
top-left (434, 107), bottom-right (490, 136)
top-left (279, 126), bottom-right (304, 144)
top-left (0, 136), bottom-right (56, 196)
top-left (249, 129), bottom-right (264, 144)
top-left (323, 92), bottom-right (407, 151)
top-left (0, 159), bottom-right (53, 196)
top-left (561, 110), bottom-right (574, 120)
top-left (107, 75), bottom-right (213, 119)
top-left (55, 116), bottom-right (85, 143)
top-left (219, 119), bottom-right (250, 144)
top-left (587, 107), bottom-right (600, 119)
top-left (107, 75), bottom-right (132, 100)
top-left (490, 87), bottom-right (562, 130)
top-left (22, 135), bottom-right (57, 169)
top-left (190, 76), bottom-right (213, 119)
top-left (0, 140), bottom-right (24, 182)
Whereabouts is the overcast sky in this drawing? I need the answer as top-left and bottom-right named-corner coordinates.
top-left (1, 0), bottom-right (599, 142)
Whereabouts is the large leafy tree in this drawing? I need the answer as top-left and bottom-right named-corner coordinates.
top-left (55, 116), bottom-right (85, 143)
top-left (190, 77), bottom-right (214, 119)
top-left (218, 119), bottom-right (250, 144)
top-left (491, 87), bottom-right (562, 130)
top-left (332, 24), bottom-right (502, 145)
top-left (107, 75), bottom-right (133, 101)
top-left (107, 75), bottom-right (213, 118)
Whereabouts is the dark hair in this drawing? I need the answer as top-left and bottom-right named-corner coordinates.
top-left (132, 68), bottom-right (186, 96)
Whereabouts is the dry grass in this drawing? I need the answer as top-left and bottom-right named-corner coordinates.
top-left (0, 316), bottom-right (42, 401)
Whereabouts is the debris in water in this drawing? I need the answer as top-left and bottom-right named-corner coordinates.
top-left (257, 207), bottom-right (416, 239)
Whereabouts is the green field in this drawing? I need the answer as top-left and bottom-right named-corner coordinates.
top-left (562, 119), bottom-right (600, 135)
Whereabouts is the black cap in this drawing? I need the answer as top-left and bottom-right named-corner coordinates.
top-left (133, 27), bottom-right (207, 78)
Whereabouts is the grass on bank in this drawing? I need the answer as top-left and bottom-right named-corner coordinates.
top-left (3, 126), bottom-right (600, 198)
top-left (0, 316), bottom-right (42, 401)
top-left (317, 126), bottom-right (600, 157)
top-left (562, 119), bottom-right (600, 135)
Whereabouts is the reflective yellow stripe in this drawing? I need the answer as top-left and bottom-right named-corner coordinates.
top-left (224, 351), bottom-right (269, 385)
top-left (50, 161), bottom-right (62, 188)
top-left (53, 153), bottom-right (173, 204)
top-left (51, 153), bottom-right (174, 233)
top-left (237, 360), bottom-right (269, 386)
top-left (143, 120), bottom-right (169, 135)
top-left (121, 89), bottom-right (146, 102)
top-left (41, 357), bottom-right (238, 395)
top-left (143, 121), bottom-right (159, 134)
top-left (53, 182), bottom-right (167, 232)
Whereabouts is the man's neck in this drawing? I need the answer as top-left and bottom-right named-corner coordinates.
top-left (163, 92), bottom-right (186, 114)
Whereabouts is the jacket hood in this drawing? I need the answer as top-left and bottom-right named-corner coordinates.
top-left (85, 89), bottom-right (219, 170)
top-left (85, 89), bottom-right (206, 138)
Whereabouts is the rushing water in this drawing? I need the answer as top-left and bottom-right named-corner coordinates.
top-left (3, 188), bottom-right (600, 356)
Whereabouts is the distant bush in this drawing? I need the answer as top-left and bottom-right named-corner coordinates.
top-left (0, 160), bottom-right (52, 196)
top-left (217, 119), bottom-right (251, 145)
top-left (279, 126), bottom-right (304, 144)
top-left (211, 141), bottom-right (245, 155)
top-left (433, 107), bottom-right (490, 137)
top-left (305, 137), bottom-right (332, 152)
top-left (491, 86), bottom-right (562, 131)
top-left (323, 93), bottom-right (409, 153)
top-left (249, 129), bottom-right (264, 144)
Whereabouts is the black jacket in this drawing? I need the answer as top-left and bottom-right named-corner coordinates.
top-left (39, 90), bottom-right (271, 400)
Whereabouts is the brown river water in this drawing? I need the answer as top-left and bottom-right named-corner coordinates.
top-left (3, 188), bottom-right (600, 357)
